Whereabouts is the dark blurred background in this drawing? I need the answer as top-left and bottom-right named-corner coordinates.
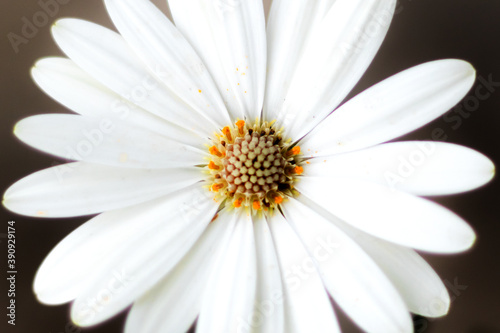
top-left (1, 0), bottom-right (499, 332)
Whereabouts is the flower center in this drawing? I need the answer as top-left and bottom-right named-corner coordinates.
top-left (206, 120), bottom-right (303, 214)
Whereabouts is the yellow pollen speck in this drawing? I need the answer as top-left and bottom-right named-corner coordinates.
top-left (306, 161), bottom-right (310, 164)
top-left (294, 166), bottom-right (304, 175)
top-left (36, 211), bottom-right (47, 216)
top-left (119, 153), bottom-right (128, 163)
top-left (253, 200), bottom-right (261, 210)
top-left (208, 161), bottom-right (220, 170)
top-left (198, 90), bottom-right (202, 93)
top-left (236, 68), bottom-right (239, 71)
top-left (274, 196), bottom-right (283, 204)
top-left (242, 73), bottom-right (246, 76)
top-left (291, 146), bottom-right (301, 155)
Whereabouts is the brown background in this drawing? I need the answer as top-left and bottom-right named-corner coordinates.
top-left (1, 0), bottom-right (500, 332)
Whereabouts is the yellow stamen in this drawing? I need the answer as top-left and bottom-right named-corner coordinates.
top-left (274, 196), bottom-right (283, 204)
top-left (222, 126), bottom-right (233, 142)
top-left (209, 146), bottom-right (223, 157)
top-left (236, 120), bottom-right (245, 135)
top-left (294, 166), bottom-right (304, 175)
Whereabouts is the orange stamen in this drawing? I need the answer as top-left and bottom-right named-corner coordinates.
top-left (233, 197), bottom-right (244, 208)
top-left (274, 196), bottom-right (283, 204)
top-left (236, 120), bottom-right (245, 135)
top-left (208, 161), bottom-right (220, 170)
top-left (294, 166), bottom-right (304, 175)
top-left (222, 126), bottom-right (233, 142)
top-left (290, 146), bottom-right (301, 156)
top-left (211, 183), bottom-right (224, 192)
top-left (253, 200), bottom-right (261, 210)
top-left (209, 146), bottom-right (223, 157)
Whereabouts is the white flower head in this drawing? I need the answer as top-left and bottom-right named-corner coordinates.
top-left (3, 0), bottom-right (496, 332)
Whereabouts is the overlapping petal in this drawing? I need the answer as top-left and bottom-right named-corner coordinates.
top-left (301, 60), bottom-right (476, 156)
top-left (104, 0), bottom-right (232, 129)
top-left (282, 198), bottom-right (413, 332)
top-left (267, 213), bottom-right (340, 333)
top-left (51, 18), bottom-right (215, 137)
top-left (266, 0), bottom-right (396, 139)
top-left (297, 177), bottom-right (476, 253)
top-left (197, 211), bottom-right (257, 332)
top-left (68, 185), bottom-right (218, 326)
top-left (169, 0), bottom-right (266, 120)
top-left (124, 213), bottom-right (231, 333)
top-left (31, 57), bottom-right (201, 146)
top-left (14, 114), bottom-right (205, 168)
top-left (34, 184), bottom-right (217, 307)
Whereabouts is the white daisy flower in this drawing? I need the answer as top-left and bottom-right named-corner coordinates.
top-left (3, 0), bottom-right (495, 332)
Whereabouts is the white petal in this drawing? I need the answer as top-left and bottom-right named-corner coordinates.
top-left (302, 59), bottom-right (476, 155)
top-left (304, 141), bottom-right (495, 196)
top-left (352, 232), bottom-right (451, 318)
top-left (249, 214), bottom-right (285, 333)
top-left (264, 0), bottom-right (336, 123)
top-left (266, 0), bottom-right (396, 139)
top-left (34, 184), bottom-right (217, 306)
top-left (3, 162), bottom-right (202, 217)
top-left (51, 18), bottom-right (214, 137)
top-left (104, 0), bottom-right (231, 128)
top-left (298, 177), bottom-right (476, 253)
top-left (125, 212), bottom-right (231, 333)
top-left (14, 114), bottom-right (205, 169)
top-left (69, 185), bottom-right (218, 326)
top-left (267, 213), bottom-right (340, 333)
top-left (197, 211), bottom-right (257, 333)
top-left (32, 57), bottom-right (201, 147)
top-left (282, 198), bottom-right (412, 333)
top-left (169, 0), bottom-right (266, 120)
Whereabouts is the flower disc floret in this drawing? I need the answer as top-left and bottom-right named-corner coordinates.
top-left (206, 120), bottom-right (303, 214)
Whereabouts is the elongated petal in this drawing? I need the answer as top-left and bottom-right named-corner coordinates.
top-left (304, 141), bottom-right (495, 196)
top-left (14, 114), bottom-right (205, 169)
top-left (197, 211), bottom-right (257, 333)
top-left (32, 57), bottom-right (201, 147)
top-left (267, 213), bottom-right (340, 333)
top-left (68, 185), bottom-right (218, 326)
top-left (301, 59), bottom-right (476, 156)
top-left (267, 0), bottom-right (396, 139)
top-left (250, 215), bottom-right (285, 333)
top-left (283, 198), bottom-right (412, 332)
top-left (3, 162), bottom-right (202, 217)
top-left (265, 0), bottom-right (336, 123)
top-left (298, 178), bottom-right (476, 253)
top-left (354, 233), bottom-right (451, 318)
top-left (169, 0), bottom-right (266, 120)
top-left (299, 195), bottom-right (452, 318)
top-left (34, 184), bottom-right (217, 306)
top-left (125, 213), bottom-right (231, 333)
top-left (51, 18), bottom-right (213, 137)
top-left (104, 0), bottom-right (231, 129)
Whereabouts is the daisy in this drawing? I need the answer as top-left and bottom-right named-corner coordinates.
top-left (3, 0), bottom-right (495, 332)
